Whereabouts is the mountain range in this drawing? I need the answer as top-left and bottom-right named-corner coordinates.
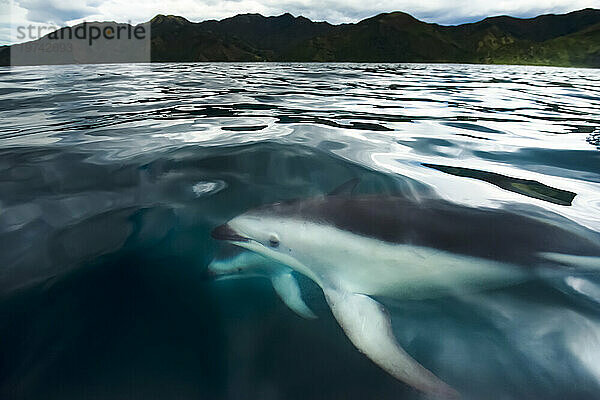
top-left (2, 8), bottom-right (600, 67)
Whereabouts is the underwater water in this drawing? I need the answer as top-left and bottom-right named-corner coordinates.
top-left (0, 62), bottom-right (600, 399)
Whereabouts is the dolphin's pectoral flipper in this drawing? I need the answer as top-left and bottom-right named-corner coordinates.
top-left (323, 287), bottom-right (459, 399)
top-left (271, 272), bottom-right (317, 319)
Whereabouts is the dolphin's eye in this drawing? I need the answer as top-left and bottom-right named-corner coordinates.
top-left (268, 234), bottom-right (280, 248)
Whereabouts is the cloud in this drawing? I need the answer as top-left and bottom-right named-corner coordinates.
top-left (16, 0), bottom-right (100, 24)
top-left (81, 0), bottom-right (600, 26)
top-left (2, 0), bottom-right (599, 45)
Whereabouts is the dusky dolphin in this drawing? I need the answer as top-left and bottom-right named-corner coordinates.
top-left (208, 248), bottom-right (317, 319)
top-left (209, 179), bottom-right (600, 398)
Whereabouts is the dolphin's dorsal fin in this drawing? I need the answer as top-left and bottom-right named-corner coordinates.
top-left (271, 272), bottom-right (317, 319)
top-left (328, 178), bottom-right (359, 196)
top-left (323, 287), bottom-right (459, 399)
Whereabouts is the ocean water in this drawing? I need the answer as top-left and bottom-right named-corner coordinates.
top-left (0, 63), bottom-right (599, 400)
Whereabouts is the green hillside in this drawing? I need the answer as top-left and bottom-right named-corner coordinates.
top-left (282, 8), bottom-right (600, 66)
top-left (1, 8), bottom-right (599, 67)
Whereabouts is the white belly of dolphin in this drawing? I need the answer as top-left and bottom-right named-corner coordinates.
top-left (280, 221), bottom-right (527, 299)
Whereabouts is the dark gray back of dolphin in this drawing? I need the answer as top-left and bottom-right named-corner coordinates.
top-left (249, 195), bottom-right (600, 267)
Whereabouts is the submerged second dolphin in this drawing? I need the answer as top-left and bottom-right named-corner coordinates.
top-left (209, 180), bottom-right (600, 398)
top-left (208, 249), bottom-right (317, 319)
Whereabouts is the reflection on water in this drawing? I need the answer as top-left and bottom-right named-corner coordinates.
top-left (0, 63), bottom-right (599, 400)
top-left (422, 163), bottom-right (577, 205)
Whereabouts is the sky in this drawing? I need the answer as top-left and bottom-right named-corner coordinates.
top-left (1, 0), bottom-right (599, 45)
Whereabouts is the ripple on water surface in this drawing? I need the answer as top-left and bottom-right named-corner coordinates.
top-left (0, 63), bottom-right (599, 400)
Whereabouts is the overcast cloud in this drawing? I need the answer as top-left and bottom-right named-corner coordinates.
top-left (2, 0), bottom-right (599, 44)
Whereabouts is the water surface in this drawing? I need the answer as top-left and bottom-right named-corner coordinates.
top-left (1, 63), bottom-right (600, 399)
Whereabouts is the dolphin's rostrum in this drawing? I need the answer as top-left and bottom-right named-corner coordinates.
top-left (209, 180), bottom-right (600, 398)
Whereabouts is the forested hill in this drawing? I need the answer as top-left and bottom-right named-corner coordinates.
top-left (2, 8), bottom-right (599, 67)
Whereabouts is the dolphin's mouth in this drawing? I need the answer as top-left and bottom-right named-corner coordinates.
top-left (211, 224), bottom-right (250, 242)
